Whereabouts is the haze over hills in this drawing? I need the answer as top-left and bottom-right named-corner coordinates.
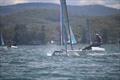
top-left (0, 3), bottom-right (120, 16)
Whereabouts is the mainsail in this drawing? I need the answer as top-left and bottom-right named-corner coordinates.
top-left (60, 0), bottom-right (77, 50)
top-left (69, 26), bottom-right (77, 44)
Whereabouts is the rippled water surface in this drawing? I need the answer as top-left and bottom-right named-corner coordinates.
top-left (0, 45), bottom-right (120, 80)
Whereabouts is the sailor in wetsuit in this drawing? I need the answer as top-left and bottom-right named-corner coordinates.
top-left (82, 33), bottom-right (103, 50)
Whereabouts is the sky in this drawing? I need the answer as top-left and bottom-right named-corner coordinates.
top-left (0, 0), bottom-right (120, 9)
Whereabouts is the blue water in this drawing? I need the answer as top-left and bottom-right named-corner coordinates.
top-left (0, 45), bottom-right (120, 80)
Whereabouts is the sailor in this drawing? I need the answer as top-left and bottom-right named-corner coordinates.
top-left (82, 33), bottom-right (103, 50)
top-left (7, 40), bottom-right (11, 48)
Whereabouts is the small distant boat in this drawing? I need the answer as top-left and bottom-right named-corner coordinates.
top-left (0, 32), bottom-right (7, 50)
top-left (7, 41), bottom-right (18, 49)
top-left (0, 32), bottom-right (18, 49)
top-left (1, 32), bottom-right (5, 46)
top-left (81, 16), bottom-right (105, 52)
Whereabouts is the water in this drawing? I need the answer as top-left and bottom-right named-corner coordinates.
top-left (0, 45), bottom-right (120, 80)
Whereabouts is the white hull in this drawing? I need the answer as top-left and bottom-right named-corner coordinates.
top-left (0, 46), bottom-right (18, 50)
top-left (91, 47), bottom-right (105, 51)
top-left (11, 46), bottom-right (18, 48)
top-left (50, 47), bottom-right (105, 56)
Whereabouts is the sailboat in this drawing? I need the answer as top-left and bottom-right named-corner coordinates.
top-left (84, 18), bottom-right (105, 51)
top-left (0, 32), bottom-right (8, 50)
top-left (51, 0), bottom-right (105, 56)
top-left (0, 32), bottom-right (18, 49)
top-left (0, 32), bottom-right (5, 46)
top-left (51, 0), bottom-right (81, 56)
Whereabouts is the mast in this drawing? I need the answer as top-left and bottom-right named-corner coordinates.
top-left (60, 2), bottom-right (63, 45)
top-left (60, 1), bottom-right (65, 46)
top-left (86, 18), bottom-right (92, 44)
top-left (60, 9), bottom-right (63, 45)
top-left (60, 0), bottom-right (73, 50)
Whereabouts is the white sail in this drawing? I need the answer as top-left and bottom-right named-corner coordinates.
top-left (60, 0), bottom-right (77, 47)
top-left (1, 33), bottom-right (5, 46)
top-left (67, 26), bottom-right (77, 44)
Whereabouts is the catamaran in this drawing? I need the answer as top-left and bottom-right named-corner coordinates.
top-left (84, 18), bottom-right (105, 51)
top-left (0, 32), bottom-right (7, 50)
top-left (51, 0), bottom-right (105, 56)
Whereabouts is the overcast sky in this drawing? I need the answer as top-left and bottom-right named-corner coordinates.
top-left (0, 0), bottom-right (120, 9)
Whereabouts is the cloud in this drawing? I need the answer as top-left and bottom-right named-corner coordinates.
top-left (0, 0), bottom-right (120, 9)
top-left (78, 0), bottom-right (105, 5)
top-left (107, 3), bottom-right (120, 9)
top-left (75, 0), bottom-right (120, 9)
top-left (0, 0), bottom-right (13, 5)
top-left (66, 0), bottom-right (120, 9)
top-left (25, 0), bottom-right (59, 4)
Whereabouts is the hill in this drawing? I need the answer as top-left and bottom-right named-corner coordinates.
top-left (0, 3), bottom-right (120, 16)
top-left (0, 8), bottom-right (120, 44)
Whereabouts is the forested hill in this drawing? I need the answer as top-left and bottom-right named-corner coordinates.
top-left (0, 3), bottom-right (120, 16)
top-left (0, 3), bottom-right (120, 45)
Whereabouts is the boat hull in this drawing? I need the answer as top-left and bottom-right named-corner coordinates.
top-left (52, 47), bottom-right (105, 56)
